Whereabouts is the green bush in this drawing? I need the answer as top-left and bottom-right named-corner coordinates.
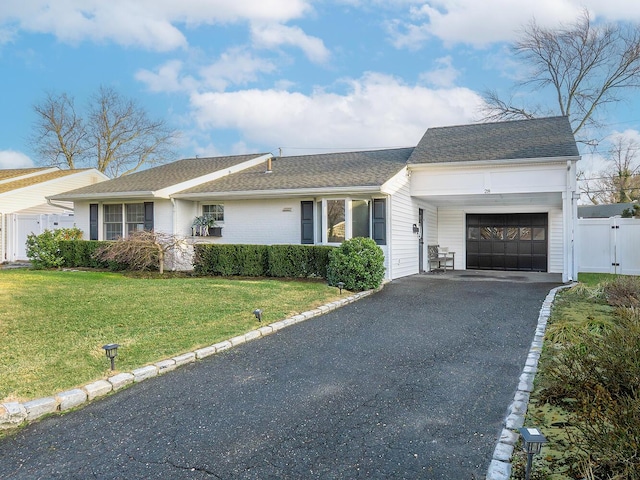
top-left (194, 244), bottom-right (333, 278)
top-left (267, 245), bottom-right (333, 278)
top-left (58, 240), bottom-right (129, 270)
top-left (326, 237), bottom-right (385, 291)
top-left (26, 228), bottom-right (83, 269)
top-left (193, 245), bottom-right (268, 276)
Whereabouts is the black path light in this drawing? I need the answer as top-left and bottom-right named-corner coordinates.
top-left (102, 343), bottom-right (120, 371)
top-left (336, 282), bottom-right (345, 294)
top-left (253, 309), bottom-right (263, 322)
top-left (519, 427), bottom-right (548, 480)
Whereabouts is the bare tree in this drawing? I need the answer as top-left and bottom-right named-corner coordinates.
top-left (579, 136), bottom-right (640, 204)
top-left (96, 230), bottom-right (187, 275)
top-left (31, 86), bottom-right (177, 177)
top-left (481, 10), bottom-right (640, 140)
top-left (31, 92), bottom-right (88, 170)
top-left (88, 86), bottom-right (176, 178)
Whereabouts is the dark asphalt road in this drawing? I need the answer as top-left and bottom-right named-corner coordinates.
top-left (0, 274), bottom-right (559, 479)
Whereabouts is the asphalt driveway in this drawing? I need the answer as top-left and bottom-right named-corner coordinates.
top-left (0, 273), bottom-right (560, 479)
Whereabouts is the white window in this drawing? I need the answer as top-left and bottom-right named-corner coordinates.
top-left (202, 204), bottom-right (224, 223)
top-left (103, 203), bottom-right (148, 240)
top-left (319, 198), bottom-right (384, 245)
top-left (104, 204), bottom-right (123, 240)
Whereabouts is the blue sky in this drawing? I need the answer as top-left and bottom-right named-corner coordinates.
top-left (1, 0), bottom-right (639, 178)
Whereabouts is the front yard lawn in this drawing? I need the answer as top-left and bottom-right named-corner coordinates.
top-left (0, 270), bottom-right (342, 403)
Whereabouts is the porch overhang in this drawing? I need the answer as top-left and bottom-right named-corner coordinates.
top-left (411, 191), bottom-right (563, 209)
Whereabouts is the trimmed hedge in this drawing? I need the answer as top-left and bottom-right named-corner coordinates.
top-left (194, 244), bottom-right (334, 278)
top-left (58, 240), bottom-right (128, 270)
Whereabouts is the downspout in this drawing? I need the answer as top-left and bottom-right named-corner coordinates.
top-left (171, 198), bottom-right (177, 271)
top-left (0, 212), bottom-right (4, 262)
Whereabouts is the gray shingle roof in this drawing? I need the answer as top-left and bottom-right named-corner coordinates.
top-left (176, 148), bottom-right (414, 195)
top-left (408, 116), bottom-right (579, 164)
top-left (52, 154), bottom-right (268, 197)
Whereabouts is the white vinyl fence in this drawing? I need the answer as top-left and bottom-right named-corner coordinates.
top-left (2, 213), bottom-right (76, 262)
top-left (577, 217), bottom-right (640, 275)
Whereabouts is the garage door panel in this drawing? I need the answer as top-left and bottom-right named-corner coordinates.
top-left (466, 213), bottom-right (547, 272)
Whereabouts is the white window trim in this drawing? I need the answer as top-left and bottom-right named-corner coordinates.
top-left (320, 197), bottom-right (373, 245)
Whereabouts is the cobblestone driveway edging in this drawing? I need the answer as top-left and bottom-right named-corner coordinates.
top-left (486, 283), bottom-right (575, 480)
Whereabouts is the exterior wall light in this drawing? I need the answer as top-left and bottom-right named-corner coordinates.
top-left (336, 282), bottom-right (345, 294)
top-left (253, 309), bottom-right (263, 322)
top-left (102, 343), bottom-right (120, 371)
top-left (519, 427), bottom-right (547, 480)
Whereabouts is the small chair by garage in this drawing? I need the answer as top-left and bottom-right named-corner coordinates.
top-left (427, 245), bottom-right (455, 272)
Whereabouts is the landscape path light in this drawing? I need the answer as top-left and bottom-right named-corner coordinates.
top-left (519, 427), bottom-right (547, 480)
top-left (253, 309), bottom-right (263, 322)
top-left (102, 343), bottom-right (120, 371)
top-left (336, 282), bottom-right (345, 294)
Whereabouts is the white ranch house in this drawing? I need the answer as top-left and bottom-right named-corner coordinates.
top-left (50, 116), bottom-right (580, 282)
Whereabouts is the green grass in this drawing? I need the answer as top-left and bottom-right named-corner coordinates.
top-left (0, 270), bottom-right (342, 402)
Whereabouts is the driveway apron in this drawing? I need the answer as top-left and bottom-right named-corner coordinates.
top-left (0, 274), bottom-right (560, 479)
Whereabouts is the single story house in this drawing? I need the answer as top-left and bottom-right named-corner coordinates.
top-left (50, 116), bottom-right (580, 282)
top-left (1, 167), bottom-right (108, 262)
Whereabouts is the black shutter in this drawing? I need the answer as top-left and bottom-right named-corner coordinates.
top-left (301, 201), bottom-right (314, 244)
top-left (372, 199), bottom-right (386, 245)
top-left (89, 203), bottom-right (98, 240)
top-left (144, 202), bottom-right (154, 231)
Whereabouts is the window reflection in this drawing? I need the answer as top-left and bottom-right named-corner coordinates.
top-left (327, 200), bottom-right (345, 243)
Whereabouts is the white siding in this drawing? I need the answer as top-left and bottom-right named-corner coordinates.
top-left (387, 171), bottom-right (420, 279)
top-left (73, 201), bottom-right (91, 239)
top-left (411, 162), bottom-right (568, 197)
top-left (436, 210), bottom-right (465, 270)
top-left (153, 199), bottom-right (174, 234)
top-left (210, 199), bottom-right (303, 245)
top-left (548, 208), bottom-right (564, 274)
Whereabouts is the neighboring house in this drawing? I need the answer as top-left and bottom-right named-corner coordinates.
top-left (578, 202), bottom-right (637, 218)
top-left (50, 116), bottom-right (581, 282)
top-left (0, 167), bottom-right (108, 262)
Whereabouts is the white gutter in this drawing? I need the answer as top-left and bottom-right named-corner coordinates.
top-left (173, 185), bottom-right (381, 200)
top-left (408, 155), bottom-right (581, 171)
top-left (46, 198), bottom-right (74, 212)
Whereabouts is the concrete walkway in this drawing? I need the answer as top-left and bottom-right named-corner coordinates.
top-left (0, 273), bottom-right (561, 479)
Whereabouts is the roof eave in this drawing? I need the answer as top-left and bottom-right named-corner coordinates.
top-left (408, 155), bottom-right (581, 170)
top-left (173, 185), bottom-right (382, 200)
top-left (48, 191), bottom-right (157, 201)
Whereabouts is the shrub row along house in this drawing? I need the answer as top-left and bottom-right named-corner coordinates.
top-left (50, 116), bottom-right (580, 282)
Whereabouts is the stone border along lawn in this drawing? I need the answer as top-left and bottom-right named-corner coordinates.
top-left (0, 289), bottom-right (376, 431)
top-left (486, 283), bottom-right (576, 480)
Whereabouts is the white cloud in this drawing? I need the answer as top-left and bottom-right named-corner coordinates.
top-left (136, 49), bottom-right (277, 93)
top-left (419, 56), bottom-right (460, 87)
top-left (189, 72), bottom-right (484, 152)
top-left (0, 150), bottom-right (34, 168)
top-left (251, 23), bottom-right (330, 64)
top-left (199, 48), bottom-right (278, 91)
top-left (1, 0), bottom-right (312, 50)
top-left (135, 60), bottom-right (197, 93)
top-left (387, 0), bottom-right (640, 49)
